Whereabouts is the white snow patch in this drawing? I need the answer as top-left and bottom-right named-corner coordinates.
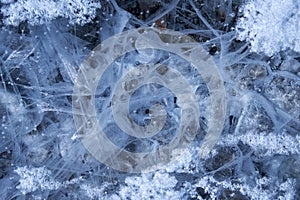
top-left (236, 0), bottom-right (300, 56)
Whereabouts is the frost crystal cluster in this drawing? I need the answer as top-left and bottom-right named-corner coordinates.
top-left (0, 0), bottom-right (299, 199)
top-left (1, 0), bottom-right (101, 25)
top-left (236, 0), bottom-right (300, 56)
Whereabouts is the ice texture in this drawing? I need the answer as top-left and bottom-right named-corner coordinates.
top-left (72, 27), bottom-right (226, 173)
top-left (0, 0), bottom-right (299, 199)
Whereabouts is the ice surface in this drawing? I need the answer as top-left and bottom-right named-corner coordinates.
top-left (0, 0), bottom-right (299, 199)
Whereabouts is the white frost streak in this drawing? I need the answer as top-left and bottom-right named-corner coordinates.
top-left (221, 131), bottom-right (300, 156)
top-left (14, 166), bottom-right (109, 197)
top-left (195, 175), bottom-right (296, 200)
top-left (236, 0), bottom-right (300, 56)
